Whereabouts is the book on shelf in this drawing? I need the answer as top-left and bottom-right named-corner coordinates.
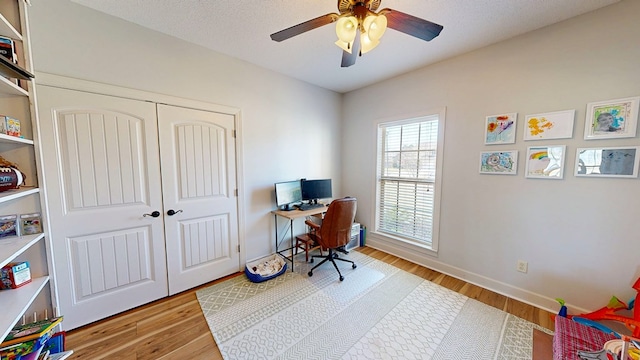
top-left (0, 317), bottom-right (63, 360)
top-left (0, 334), bottom-right (48, 360)
top-left (47, 350), bottom-right (73, 360)
top-left (1, 317), bottom-right (63, 347)
top-left (0, 36), bottom-right (16, 64)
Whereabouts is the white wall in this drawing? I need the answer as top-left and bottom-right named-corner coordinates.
top-left (343, 0), bottom-right (640, 314)
top-left (28, 0), bottom-right (342, 262)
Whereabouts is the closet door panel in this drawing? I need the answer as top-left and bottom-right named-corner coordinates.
top-left (58, 110), bottom-right (146, 209)
top-left (36, 85), bottom-right (168, 330)
top-left (157, 104), bottom-right (240, 295)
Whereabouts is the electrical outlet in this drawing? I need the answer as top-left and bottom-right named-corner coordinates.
top-left (517, 260), bottom-right (528, 273)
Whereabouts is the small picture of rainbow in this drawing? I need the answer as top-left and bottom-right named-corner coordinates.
top-left (529, 151), bottom-right (548, 161)
top-left (525, 146), bottom-right (565, 179)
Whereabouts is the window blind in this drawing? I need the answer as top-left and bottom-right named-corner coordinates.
top-left (377, 117), bottom-right (438, 245)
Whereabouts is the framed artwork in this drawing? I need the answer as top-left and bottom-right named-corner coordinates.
top-left (524, 110), bottom-right (575, 140)
top-left (525, 145), bottom-right (566, 179)
top-left (479, 151), bottom-right (518, 175)
top-left (575, 146), bottom-right (640, 178)
top-left (583, 96), bottom-right (639, 140)
top-left (484, 113), bottom-right (517, 144)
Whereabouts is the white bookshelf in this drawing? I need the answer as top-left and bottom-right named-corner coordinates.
top-left (0, 276), bottom-right (48, 341)
top-left (0, 0), bottom-right (58, 352)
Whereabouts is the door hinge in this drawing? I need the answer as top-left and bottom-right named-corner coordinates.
top-left (237, 245), bottom-right (240, 253)
top-left (234, 189), bottom-right (238, 197)
top-left (232, 130), bottom-right (236, 138)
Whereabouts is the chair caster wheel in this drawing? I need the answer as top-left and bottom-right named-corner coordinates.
top-left (308, 271), bottom-right (313, 277)
top-left (352, 264), bottom-right (357, 269)
top-left (339, 276), bottom-right (344, 281)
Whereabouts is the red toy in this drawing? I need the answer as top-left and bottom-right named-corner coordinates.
top-left (569, 277), bottom-right (640, 338)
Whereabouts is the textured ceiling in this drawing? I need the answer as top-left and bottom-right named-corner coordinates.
top-left (70, 0), bottom-right (620, 93)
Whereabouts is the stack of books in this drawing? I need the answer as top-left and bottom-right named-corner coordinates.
top-left (0, 317), bottom-right (63, 360)
top-left (0, 36), bottom-right (17, 65)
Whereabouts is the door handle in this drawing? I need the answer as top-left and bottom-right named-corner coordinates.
top-left (167, 209), bottom-right (183, 216)
top-left (143, 211), bottom-right (161, 218)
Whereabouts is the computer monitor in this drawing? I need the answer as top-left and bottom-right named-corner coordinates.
top-left (301, 179), bottom-right (332, 204)
top-left (274, 180), bottom-right (302, 211)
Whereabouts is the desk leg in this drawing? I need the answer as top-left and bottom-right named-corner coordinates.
top-left (274, 214), bottom-right (295, 272)
top-left (289, 219), bottom-right (294, 272)
top-left (274, 213), bottom-right (278, 256)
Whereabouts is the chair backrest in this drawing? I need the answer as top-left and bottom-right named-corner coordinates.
top-left (317, 197), bottom-right (357, 249)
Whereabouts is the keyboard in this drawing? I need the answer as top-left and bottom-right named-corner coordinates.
top-left (297, 203), bottom-right (325, 211)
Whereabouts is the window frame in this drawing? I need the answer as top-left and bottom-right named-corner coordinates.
top-left (373, 108), bottom-right (446, 253)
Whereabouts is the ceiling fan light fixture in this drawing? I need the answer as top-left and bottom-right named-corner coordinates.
top-left (335, 39), bottom-right (352, 53)
top-left (335, 16), bottom-right (358, 43)
top-left (360, 36), bottom-right (380, 54)
top-left (269, 0), bottom-right (443, 68)
top-left (360, 14), bottom-right (387, 54)
top-left (363, 14), bottom-right (387, 41)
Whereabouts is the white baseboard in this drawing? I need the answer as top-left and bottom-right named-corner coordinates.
top-left (365, 234), bottom-right (588, 315)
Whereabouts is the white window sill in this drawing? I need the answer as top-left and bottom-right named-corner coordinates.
top-left (366, 231), bottom-right (438, 258)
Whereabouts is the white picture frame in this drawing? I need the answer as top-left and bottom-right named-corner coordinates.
top-left (479, 151), bottom-right (518, 175)
top-left (575, 146), bottom-right (640, 178)
top-left (484, 113), bottom-right (517, 145)
top-left (583, 96), bottom-right (639, 140)
top-left (525, 145), bottom-right (566, 179)
top-left (523, 110), bottom-right (575, 140)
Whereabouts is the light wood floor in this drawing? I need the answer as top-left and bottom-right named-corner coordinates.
top-left (65, 247), bottom-right (555, 359)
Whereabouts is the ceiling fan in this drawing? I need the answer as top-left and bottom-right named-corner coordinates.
top-left (270, 0), bottom-right (444, 67)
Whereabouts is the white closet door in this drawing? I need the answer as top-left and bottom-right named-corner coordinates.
top-left (37, 86), bottom-right (168, 330)
top-left (157, 104), bottom-right (240, 295)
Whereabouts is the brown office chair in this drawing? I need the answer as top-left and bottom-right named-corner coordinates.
top-left (305, 197), bottom-right (357, 281)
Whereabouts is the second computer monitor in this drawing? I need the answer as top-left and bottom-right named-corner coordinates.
top-left (301, 179), bottom-right (332, 204)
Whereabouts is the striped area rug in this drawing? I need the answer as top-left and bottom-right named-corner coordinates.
top-left (196, 251), bottom-right (552, 359)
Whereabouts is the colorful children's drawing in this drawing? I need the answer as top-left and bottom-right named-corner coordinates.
top-left (484, 113), bottom-right (517, 144)
top-left (525, 146), bottom-right (565, 179)
top-left (524, 110), bottom-right (575, 140)
top-left (479, 151), bottom-right (518, 175)
top-left (584, 97), bottom-right (639, 140)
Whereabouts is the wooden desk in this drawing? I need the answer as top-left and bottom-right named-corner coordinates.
top-left (271, 206), bottom-right (327, 271)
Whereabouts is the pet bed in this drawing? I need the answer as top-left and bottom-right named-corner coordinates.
top-left (244, 255), bottom-right (287, 283)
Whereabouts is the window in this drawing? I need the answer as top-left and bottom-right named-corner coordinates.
top-left (376, 113), bottom-right (443, 251)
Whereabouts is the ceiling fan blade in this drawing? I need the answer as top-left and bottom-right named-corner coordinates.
top-left (341, 28), bottom-right (361, 68)
top-left (270, 13), bottom-right (340, 42)
top-left (379, 8), bottom-right (443, 42)
top-left (341, 50), bottom-right (356, 67)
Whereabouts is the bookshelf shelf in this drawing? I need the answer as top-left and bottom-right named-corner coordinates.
top-left (0, 12), bottom-right (21, 40)
top-left (0, 276), bottom-right (49, 342)
top-left (0, 54), bottom-right (33, 80)
top-left (0, 132), bottom-right (33, 145)
top-left (0, 74), bottom-right (27, 96)
top-left (0, 187), bottom-right (39, 204)
top-left (0, 233), bottom-right (44, 268)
